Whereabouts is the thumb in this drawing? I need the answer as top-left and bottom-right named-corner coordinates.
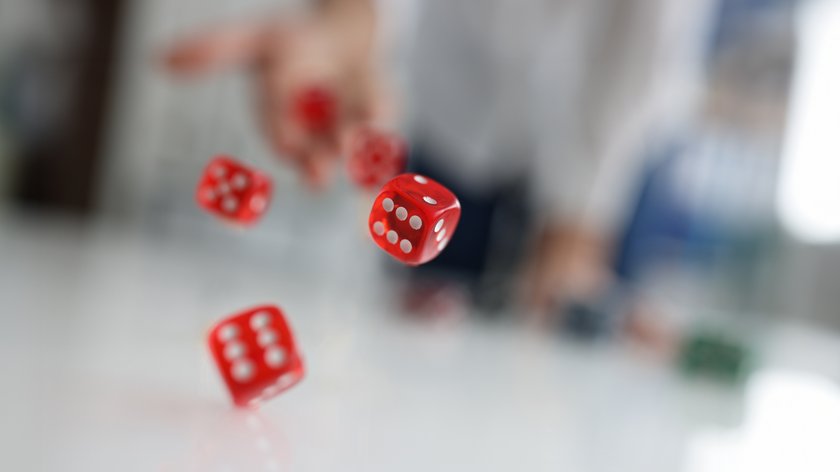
top-left (162, 19), bottom-right (277, 76)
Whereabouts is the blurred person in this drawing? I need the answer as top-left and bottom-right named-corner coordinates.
top-left (164, 0), bottom-right (717, 324)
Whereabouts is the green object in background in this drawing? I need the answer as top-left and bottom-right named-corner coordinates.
top-left (678, 332), bottom-right (751, 384)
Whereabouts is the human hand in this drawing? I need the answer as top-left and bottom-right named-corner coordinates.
top-left (164, 3), bottom-right (385, 190)
top-left (519, 224), bottom-right (614, 325)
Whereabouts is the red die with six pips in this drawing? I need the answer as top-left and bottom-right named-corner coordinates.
top-left (207, 305), bottom-right (305, 407)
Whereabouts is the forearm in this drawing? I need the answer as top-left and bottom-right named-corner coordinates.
top-left (314, 0), bottom-right (374, 10)
top-left (314, 0), bottom-right (375, 29)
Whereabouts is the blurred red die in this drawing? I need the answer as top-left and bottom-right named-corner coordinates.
top-left (369, 173), bottom-right (461, 266)
top-left (292, 86), bottom-right (338, 134)
top-left (196, 156), bottom-right (272, 226)
top-left (346, 127), bottom-right (407, 190)
top-left (208, 305), bottom-right (305, 407)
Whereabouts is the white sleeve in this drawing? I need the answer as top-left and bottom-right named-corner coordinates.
top-left (531, 0), bottom-right (717, 235)
top-left (373, 0), bottom-right (421, 75)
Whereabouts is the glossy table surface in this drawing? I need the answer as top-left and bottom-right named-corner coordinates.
top-left (2, 212), bottom-right (840, 472)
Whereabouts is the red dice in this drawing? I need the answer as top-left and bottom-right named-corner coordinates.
top-left (208, 305), bottom-right (305, 407)
top-left (368, 173), bottom-right (461, 266)
top-left (292, 86), bottom-right (337, 135)
top-left (196, 156), bottom-right (272, 226)
top-left (346, 127), bottom-right (407, 190)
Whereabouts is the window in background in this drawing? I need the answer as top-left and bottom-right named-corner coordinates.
top-left (778, 0), bottom-right (840, 244)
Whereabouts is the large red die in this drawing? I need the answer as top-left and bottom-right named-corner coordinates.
top-left (196, 156), bottom-right (272, 226)
top-left (368, 173), bottom-right (461, 266)
top-left (346, 127), bottom-right (407, 190)
top-left (207, 305), bottom-right (305, 407)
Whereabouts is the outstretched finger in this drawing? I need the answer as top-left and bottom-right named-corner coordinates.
top-left (162, 19), bottom-right (279, 76)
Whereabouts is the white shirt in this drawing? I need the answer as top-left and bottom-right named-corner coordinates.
top-left (378, 0), bottom-right (717, 233)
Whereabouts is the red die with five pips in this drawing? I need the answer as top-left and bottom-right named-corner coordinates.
top-left (368, 173), bottom-right (461, 266)
top-left (196, 156), bottom-right (272, 226)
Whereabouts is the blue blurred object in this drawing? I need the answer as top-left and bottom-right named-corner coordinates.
top-left (612, 126), bottom-right (778, 321)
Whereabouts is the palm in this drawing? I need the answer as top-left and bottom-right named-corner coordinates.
top-left (164, 11), bottom-right (381, 190)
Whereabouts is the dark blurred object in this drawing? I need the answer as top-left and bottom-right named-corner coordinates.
top-left (561, 299), bottom-right (612, 340)
top-left (4, 0), bottom-right (125, 214)
top-left (557, 288), bottom-right (621, 340)
top-left (678, 330), bottom-right (752, 384)
top-left (406, 143), bottom-right (533, 314)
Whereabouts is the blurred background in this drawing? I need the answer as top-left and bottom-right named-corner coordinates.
top-left (1, 0), bottom-right (840, 470)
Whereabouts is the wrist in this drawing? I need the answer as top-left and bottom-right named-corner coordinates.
top-left (315, 0), bottom-right (376, 61)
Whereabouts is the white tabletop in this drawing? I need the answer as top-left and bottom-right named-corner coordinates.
top-left (2, 212), bottom-right (840, 472)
